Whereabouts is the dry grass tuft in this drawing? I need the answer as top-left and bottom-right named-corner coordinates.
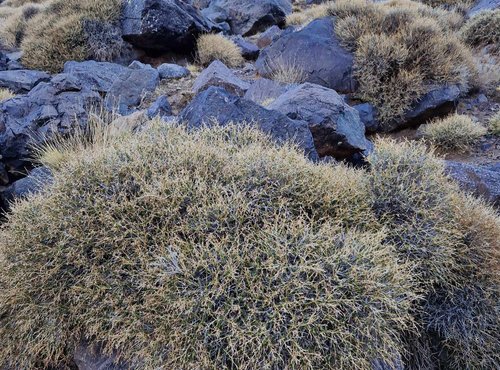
top-left (461, 10), bottom-right (500, 53)
top-left (286, 2), bottom-right (333, 26)
top-left (369, 139), bottom-right (500, 369)
top-left (419, 114), bottom-right (487, 151)
top-left (330, 0), bottom-right (475, 127)
top-left (0, 0), bottom-right (123, 72)
top-left (196, 33), bottom-right (244, 68)
top-left (0, 88), bottom-right (15, 102)
top-left (489, 112), bottom-right (500, 135)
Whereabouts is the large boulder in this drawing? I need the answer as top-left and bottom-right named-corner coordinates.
top-left (0, 74), bottom-right (102, 172)
top-left (0, 70), bottom-right (50, 94)
top-left (446, 161), bottom-right (500, 207)
top-left (268, 83), bottom-right (371, 159)
top-left (179, 86), bottom-right (318, 160)
top-left (193, 60), bottom-right (250, 96)
top-left (63, 61), bottom-right (129, 93)
top-left (104, 66), bottom-right (159, 115)
top-left (122, 0), bottom-right (219, 52)
top-left (468, 0), bottom-right (499, 16)
top-left (256, 17), bottom-right (357, 93)
top-left (202, 0), bottom-right (292, 36)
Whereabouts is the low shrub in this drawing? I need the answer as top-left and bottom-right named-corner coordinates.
top-left (196, 34), bottom-right (244, 68)
top-left (0, 88), bottom-right (15, 102)
top-left (489, 112), bottom-right (500, 135)
top-left (1, 122), bottom-right (414, 369)
top-left (368, 139), bottom-right (500, 369)
top-left (286, 3), bottom-right (332, 26)
top-left (461, 10), bottom-right (500, 52)
top-left (330, 0), bottom-right (475, 127)
top-left (419, 114), bottom-right (486, 151)
top-left (0, 0), bottom-right (124, 72)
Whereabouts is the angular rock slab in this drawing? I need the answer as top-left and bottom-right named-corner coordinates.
top-left (1, 167), bottom-right (52, 204)
top-left (63, 61), bottom-right (129, 93)
top-left (202, 0), bottom-right (292, 36)
top-left (122, 0), bottom-right (219, 52)
top-left (268, 83), bottom-right (371, 159)
top-left (0, 73), bottom-right (102, 170)
top-left (446, 161), bottom-right (500, 207)
top-left (256, 17), bottom-right (357, 93)
top-left (179, 86), bottom-right (318, 160)
top-left (0, 69), bottom-right (50, 94)
top-left (193, 60), bottom-right (250, 96)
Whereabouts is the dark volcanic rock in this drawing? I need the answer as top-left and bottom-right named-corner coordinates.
top-left (63, 61), bottom-right (129, 93)
top-left (268, 83), bottom-right (371, 159)
top-left (193, 60), bottom-right (250, 96)
top-left (0, 69), bottom-right (50, 94)
top-left (256, 17), bottom-right (356, 93)
top-left (256, 25), bottom-right (282, 48)
top-left (1, 166), bottom-right (52, 203)
top-left (0, 73), bottom-right (102, 172)
top-left (230, 35), bottom-right (260, 60)
top-left (468, 0), bottom-right (500, 16)
top-left (157, 63), bottom-right (191, 79)
top-left (202, 0), bottom-right (292, 36)
top-left (179, 86), bottom-right (318, 160)
top-left (446, 161), bottom-right (500, 207)
top-left (122, 0), bottom-right (219, 52)
top-left (147, 95), bottom-right (172, 119)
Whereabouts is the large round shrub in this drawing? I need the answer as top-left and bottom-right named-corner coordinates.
top-left (0, 123), bottom-right (413, 369)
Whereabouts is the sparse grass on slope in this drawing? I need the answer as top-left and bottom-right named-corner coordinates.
top-left (196, 33), bottom-right (244, 68)
top-left (461, 9), bottom-right (500, 53)
top-left (0, 88), bottom-right (15, 102)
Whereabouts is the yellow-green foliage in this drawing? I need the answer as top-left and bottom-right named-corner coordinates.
top-left (461, 10), bottom-right (500, 52)
top-left (330, 0), bottom-right (474, 127)
top-left (489, 112), bottom-right (500, 135)
top-left (420, 114), bottom-right (487, 151)
top-left (0, 123), bottom-right (498, 369)
top-left (0, 0), bottom-right (123, 72)
top-left (286, 2), bottom-right (333, 26)
top-left (0, 88), bottom-right (15, 102)
top-left (369, 139), bottom-right (500, 369)
top-left (0, 122), bottom-right (413, 369)
top-left (196, 34), bottom-right (244, 68)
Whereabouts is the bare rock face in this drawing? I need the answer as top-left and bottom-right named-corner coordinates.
top-left (268, 83), bottom-right (371, 159)
top-left (202, 0), bottom-right (292, 36)
top-left (256, 17), bottom-right (357, 94)
top-left (122, 0), bottom-right (220, 52)
top-left (193, 60), bottom-right (251, 96)
top-left (179, 86), bottom-right (318, 160)
top-left (0, 69), bottom-right (50, 94)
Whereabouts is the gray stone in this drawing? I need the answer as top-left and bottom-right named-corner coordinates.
top-left (122, 0), bottom-right (220, 52)
top-left (244, 78), bottom-right (296, 105)
top-left (192, 60), bottom-right (250, 96)
top-left (468, 0), bottom-right (499, 16)
top-left (128, 60), bottom-right (152, 70)
top-left (0, 69), bottom-right (50, 94)
top-left (147, 95), bottom-right (172, 119)
top-left (353, 102), bottom-right (379, 133)
top-left (1, 167), bottom-right (52, 202)
top-left (256, 25), bottom-right (282, 48)
top-left (157, 63), bottom-right (191, 79)
top-left (63, 61), bottom-right (129, 93)
top-left (202, 0), bottom-right (292, 36)
top-left (446, 161), bottom-right (500, 207)
top-left (105, 67), bottom-right (160, 115)
top-left (230, 35), bottom-right (260, 60)
top-left (256, 18), bottom-right (357, 93)
top-left (179, 86), bottom-right (318, 160)
top-left (0, 73), bottom-right (102, 172)
top-left (268, 83), bottom-right (371, 159)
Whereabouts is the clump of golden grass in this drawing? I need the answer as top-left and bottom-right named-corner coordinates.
top-left (461, 10), bottom-right (500, 53)
top-left (489, 111), bottom-right (500, 135)
top-left (0, 121), bottom-right (415, 369)
top-left (0, 0), bottom-right (124, 72)
top-left (269, 58), bottom-right (307, 84)
top-left (0, 88), bottom-right (15, 102)
top-left (196, 33), bottom-right (244, 68)
top-left (329, 0), bottom-right (475, 128)
top-left (419, 114), bottom-right (487, 151)
top-left (286, 2), bottom-right (333, 26)
top-left (369, 139), bottom-right (500, 369)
